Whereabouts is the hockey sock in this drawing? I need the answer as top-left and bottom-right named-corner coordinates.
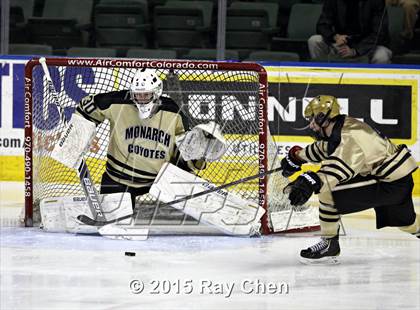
top-left (319, 203), bottom-right (340, 237)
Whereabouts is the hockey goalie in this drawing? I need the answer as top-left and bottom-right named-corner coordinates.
top-left (40, 68), bottom-right (265, 238)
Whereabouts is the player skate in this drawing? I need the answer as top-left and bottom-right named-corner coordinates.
top-left (299, 234), bottom-right (340, 265)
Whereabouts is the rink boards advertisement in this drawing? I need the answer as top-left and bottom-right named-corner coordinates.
top-left (0, 56), bottom-right (419, 195)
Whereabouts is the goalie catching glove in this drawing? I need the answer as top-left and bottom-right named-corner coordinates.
top-left (280, 145), bottom-right (306, 177)
top-left (175, 121), bottom-right (227, 162)
top-left (284, 171), bottom-right (322, 206)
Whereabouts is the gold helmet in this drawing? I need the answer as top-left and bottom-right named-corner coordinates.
top-left (304, 95), bottom-right (340, 125)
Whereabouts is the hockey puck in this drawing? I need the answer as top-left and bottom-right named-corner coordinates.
top-left (125, 251), bottom-right (136, 256)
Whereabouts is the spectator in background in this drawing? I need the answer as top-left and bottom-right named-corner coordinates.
top-left (308, 0), bottom-right (392, 63)
top-left (386, 0), bottom-right (419, 40)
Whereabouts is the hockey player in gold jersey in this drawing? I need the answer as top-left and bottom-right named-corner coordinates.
top-left (281, 95), bottom-right (419, 264)
top-left (76, 69), bottom-right (208, 208)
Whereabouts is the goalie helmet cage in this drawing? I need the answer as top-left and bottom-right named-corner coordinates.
top-left (24, 57), bottom-right (319, 234)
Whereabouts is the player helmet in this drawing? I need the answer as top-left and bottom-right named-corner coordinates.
top-left (130, 69), bottom-right (163, 119)
top-left (304, 95), bottom-right (340, 141)
top-left (304, 95), bottom-right (340, 126)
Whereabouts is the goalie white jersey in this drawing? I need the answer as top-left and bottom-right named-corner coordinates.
top-left (76, 90), bottom-right (198, 189)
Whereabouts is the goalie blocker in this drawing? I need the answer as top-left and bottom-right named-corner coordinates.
top-left (50, 113), bottom-right (96, 170)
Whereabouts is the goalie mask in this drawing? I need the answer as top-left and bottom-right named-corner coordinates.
top-left (130, 69), bottom-right (163, 119)
top-left (304, 95), bottom-right (340, 140)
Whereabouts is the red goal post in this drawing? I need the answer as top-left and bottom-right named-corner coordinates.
top-left (23, 58), bottom-right (271, 232)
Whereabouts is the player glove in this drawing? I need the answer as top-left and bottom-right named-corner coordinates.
top-left (284, 171), bottom-right (322, 206)
top-left (280, 146), bottom-right (306, 177)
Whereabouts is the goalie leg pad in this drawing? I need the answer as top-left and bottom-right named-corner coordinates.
top-left (40, 193), bottom-right (133, 234)
top-left (98, 224), bottom-right (149, 241)
top-left (150, 163), bottom-right (265, 236)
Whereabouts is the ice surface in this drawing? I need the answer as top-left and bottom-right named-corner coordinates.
top-left (1, 182), bottom-right (419, 310)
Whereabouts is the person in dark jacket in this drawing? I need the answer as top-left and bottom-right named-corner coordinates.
top-left (308, 0), bottom-right (392, 63)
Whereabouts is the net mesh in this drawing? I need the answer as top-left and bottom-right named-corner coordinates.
top-left (29, 61), bottom-right (317, 233)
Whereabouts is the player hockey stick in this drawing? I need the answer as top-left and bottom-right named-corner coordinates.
top-left (39, 57), bottom-right (107, 223)
top-left (77, 166), bottom-right (284, 226)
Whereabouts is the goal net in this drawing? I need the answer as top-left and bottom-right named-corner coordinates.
top-left (24, 58), bottom-right (319, 234)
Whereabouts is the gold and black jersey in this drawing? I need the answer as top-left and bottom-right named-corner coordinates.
top-left (298, 115), bottom-right (418, 193)
top-left (76, 90), bottom-right (200, 188)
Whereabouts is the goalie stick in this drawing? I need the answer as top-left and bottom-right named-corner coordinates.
top-left (76, 166), bottom-right (283, 226)
top-left (39, 57), bottom-right (107, 223)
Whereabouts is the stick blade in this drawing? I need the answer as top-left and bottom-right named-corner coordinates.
top-left (76, 214), bottom-right (132, 226)
top-left (76, 214), bottom-right (108, 226)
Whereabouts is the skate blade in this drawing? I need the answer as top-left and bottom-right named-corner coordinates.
top-left (299, 255), bottom-right (340, 265)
